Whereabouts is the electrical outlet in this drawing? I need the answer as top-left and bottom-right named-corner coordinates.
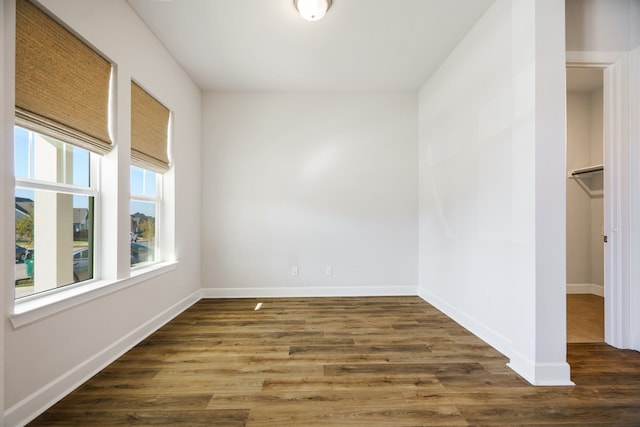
top-left (291, 266), bottom-right (298, 276)
top-left (325, 266), bottom-right (333, 276)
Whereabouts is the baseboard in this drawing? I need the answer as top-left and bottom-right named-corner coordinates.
top-left (417, 289), bottom-right (512, 360)
top-left (201, 286), bottom-right (418, 299)
top-left (507, 350), bottom-right (574, 386)
top-left (566, 283), bottom-right (604, 297)
top-left (419, 289), bottom-right (574, 386)
top-left (4, 289), bottom-right (202, 427)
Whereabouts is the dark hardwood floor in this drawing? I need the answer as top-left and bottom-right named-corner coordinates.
top-left (29, 297), bottom-right (640, 426)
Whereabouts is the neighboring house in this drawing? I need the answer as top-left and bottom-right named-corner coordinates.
top-left (15, 197), bottom-right (33, 241)
top-left (73, 208), bottom-right (89, 233)
top-left (130, 212), bottom-right (147, 235)
top-left (15, 196), bottom-right (33, 221)
top-left (15, 205), bottom-right (29, 223)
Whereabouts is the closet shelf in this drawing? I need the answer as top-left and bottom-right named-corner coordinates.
top-left (568, 164), bottom-right (603, 178)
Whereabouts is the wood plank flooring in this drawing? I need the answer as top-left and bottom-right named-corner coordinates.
top-left (567, 294), bottom-right (604, 343)
top-left (29, 297), bottom-right (640, 426)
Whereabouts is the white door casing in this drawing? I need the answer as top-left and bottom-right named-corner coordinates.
top-left (566, 51), bottom-right (631, 349)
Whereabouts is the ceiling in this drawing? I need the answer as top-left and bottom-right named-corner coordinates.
top-left (126, 0), bottom-right (495, 92)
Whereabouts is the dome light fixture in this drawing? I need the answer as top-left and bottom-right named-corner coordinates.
top-left (294, 0), bottom-right (332, 22)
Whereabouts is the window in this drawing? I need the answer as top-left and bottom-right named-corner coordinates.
top-left (14, 127), bottom-right (97, 299)
top-left (11, 1), bottom-right (174, 316)
top-left (130, 165), bottom-right (160, 267)
top-left (130, 81), bottom-right (170, 269)
top-left (14, 0), bottom-right (110, 303)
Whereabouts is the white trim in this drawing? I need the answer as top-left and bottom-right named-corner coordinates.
top-left (14, 177), bottom-right (97, 197)
top-left (1, 0), bottom-right (13, 423)
top-left (566, 51), bottom-right (628, 67)
top-left (4, 289), bottom-right (201, 427)
top-left (566, 51), bottom-right (630, 349)
top-left (566, 283), bottom-right (605, 297)
top-left (202, 285), bottom-right (417, 299)
top-left (418, 290), bottom-right (573, 386)
top-left (507, 352), bottom-right (574, 386)
top-left (11, 261), bottom-right (178, 328)
top-left (630, 46), bottom-right (640, 351)
top-left (418, 289), bottom-right (511, 362)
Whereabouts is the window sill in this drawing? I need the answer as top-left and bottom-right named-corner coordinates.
top-left (10, 261), bottom-right (178, 329)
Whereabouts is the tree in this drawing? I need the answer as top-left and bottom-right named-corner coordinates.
top-left (138, 216), bottom-right (155, 242)
top-left (15, 215), bottom-right (34, 244)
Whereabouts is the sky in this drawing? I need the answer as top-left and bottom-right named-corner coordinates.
top-left (14, 126), bottom-right (157, 217)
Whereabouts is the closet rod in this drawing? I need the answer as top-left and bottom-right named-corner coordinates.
top-left (570, 164), bottom-right (604, 177)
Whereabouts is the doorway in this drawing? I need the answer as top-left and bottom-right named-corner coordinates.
top-left (566, 66), bottom-right (605, 343)
top-left (565, 50), bottom-right (634, 350)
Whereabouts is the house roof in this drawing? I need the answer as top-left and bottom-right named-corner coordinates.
top-left (15, 197), bottom-right (33, 217)
top-left (73, 208), bottom-right (89, 224)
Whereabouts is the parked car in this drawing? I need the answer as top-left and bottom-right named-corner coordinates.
top-left (15, 244), bottom-right (27, 262)
top-left (18, 243), bottom-right (154, 283)
top-left (73, 247), bottom-right (91, 282)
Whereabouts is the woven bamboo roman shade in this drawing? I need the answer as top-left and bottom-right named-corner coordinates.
top-left (15, 0), bottom-right (112, 153)
top-left (131, 82), bottom-right (170, 172)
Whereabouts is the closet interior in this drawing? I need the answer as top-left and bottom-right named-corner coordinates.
top-left (566, 67), bottom-right (605, 343)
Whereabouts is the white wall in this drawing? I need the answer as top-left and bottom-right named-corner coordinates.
top-left (633, 1), bottom-right (640, 49)
top-left (419, 0), bottom-right (570, 385)
top-left (201, 92), bottom-right (418, 297)
top-left (418, 0), bottom-right (512, 352)
top-left (566, 0), bottom-right (640, 51)
top-left (566, 93), bottom-right (593, 285)
top-left (2, 1), bottom-right (202, 425)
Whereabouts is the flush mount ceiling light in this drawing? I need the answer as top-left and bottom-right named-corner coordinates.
top-left (294, 0), bottom-right (332, 21)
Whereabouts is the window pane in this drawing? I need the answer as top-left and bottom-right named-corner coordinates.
top-left (70, 145), bottom-right (90, 187)
top-left (15, 190), bottom-right (94, 299)
top-left (130, 165), bottom-right (144, 195)
top-left (130, 165), bottom-right (159, 197)
top-left (130, 200), bottom-right (156, 266)
top-left (144, 169), bottom-right (157, 197)
top-left (15, 127), bottom-right (91, 187)
top-left (14, 127), bottom-right (30, 179)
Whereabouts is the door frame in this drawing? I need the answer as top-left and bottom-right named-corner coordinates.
top-left (566, 51), bottom-right (630, 349)
top-left (630, 47), bottom-right (640, 352)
